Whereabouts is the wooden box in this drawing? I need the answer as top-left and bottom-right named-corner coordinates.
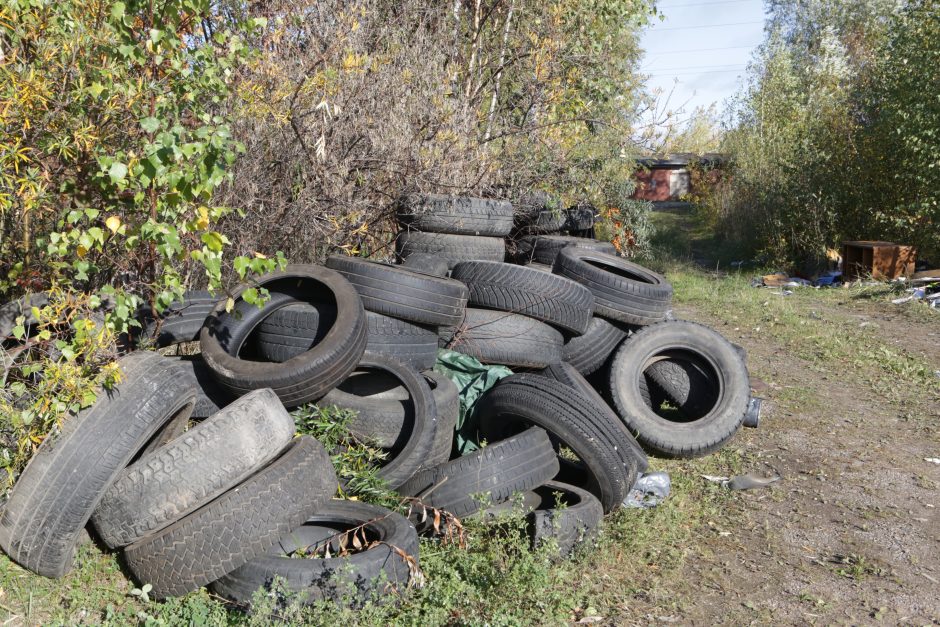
top-left (842, 241), bottom-right (916, 281)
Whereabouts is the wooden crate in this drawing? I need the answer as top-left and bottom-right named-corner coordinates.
top-left (842, 241), bottom-right (916, 281)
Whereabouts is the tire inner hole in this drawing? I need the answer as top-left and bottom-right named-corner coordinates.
top-left (640, 349), bottom-right (721, 423)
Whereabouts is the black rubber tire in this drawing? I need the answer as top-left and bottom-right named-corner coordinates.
top-left (442, 308), bottom-right (563, 368)
top-left (211, 500), bottom-right (419, 607)
top-left (321, 369), bottom-right (458, 468)
top-left (561, 317), bottom-right (631, 376)
top-left (401, 253), bottom-right (450, 278)
top-left (253, 306), bottom-right (439, 372)
top-left (91, 388), bottom-right (296, 548)
top-left (450, 261), bottom-right (594, 335)
top-left (166, 355), bottom-right (233, 419)
top-left (397, 427), bottom-right (559, 519)
top-left (397, 194), bottom-right (514, 237)
top-left (529, 481), bottom-right (604, 557)
top-left (319, 353), bottom-right (437, 489)
top-left (513, 191), bottom-right (558, 219)
top-left (606, 321), bottom-right (750, 458)
top-left (326, 255), bottom-right (469, 327)
top-left (199, 265), bottom-right (367, 408)
top-left (248, 301), bottom-right (336, 363)
top-left (517, 208), bottom-right (565, 234)
top-left (477, 373), bottom-right (639, 512)
top-left (539, 362), bottom-right (648, 474)
top-left (518, 235), bottom-right (617, 265)
top-left (553, 248), bottom-right (673, 325)
top-left (365, 312), bottom-right (439, 371)
top-left (396, 232), bottom-right (506, 270)
top-left (563, 206), bottom-right (595, 232)
top-left (480, 480), bottom-right (602, 557)
top-left (0, 352), bottom-right (196, 577)
top-left (123, 436), bottom-right (336, 600)
top-left (138, 290), bottom-right (218, 347)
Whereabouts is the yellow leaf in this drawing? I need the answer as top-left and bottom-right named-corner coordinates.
top-left (252, 251), bottom-right (267, 259)
top-left (196, 206), bottom-right (210, 230)
top-left (105, 216), bottom-right (121, 233)
top-left (76, 244), bottom-right (88, 258)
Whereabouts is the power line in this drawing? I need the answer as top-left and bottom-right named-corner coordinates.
top-left (649, 20), bottom-right (764, 31)
top-left (657, 0), bottom-right (761, 9)
top-left (644, 43), bottom-right (761, 55)
top-left (647, 68), bottom-right (748, 76)
top-left (646, 63), bottom-right (748, 72)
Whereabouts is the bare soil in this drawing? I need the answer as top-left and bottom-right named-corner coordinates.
top-left (668, 297), bottom-right (940, 625)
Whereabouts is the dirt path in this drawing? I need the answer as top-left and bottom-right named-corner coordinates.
top-left (671, 300), bottom-right (940, 625)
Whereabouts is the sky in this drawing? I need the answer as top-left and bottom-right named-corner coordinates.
top-left (639, 0), bottom-right (768, 136)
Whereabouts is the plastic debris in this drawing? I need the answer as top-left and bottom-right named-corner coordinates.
top-left (925, 458), bottom-right (940, 465)
top-left (727, 474), bottom-right (781, 490)
top-left (742, 397), bottom-right (763, 428)
top-left (623, 471), bottom-right (671, 508)
top-left (701, 473), bottom-right (781, 490)
top-left (434, 349), bottom-right (513, 454)
top-left (814, 271), bottom-right (842, 287)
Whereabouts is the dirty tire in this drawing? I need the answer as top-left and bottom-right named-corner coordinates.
top-left (139, 290), bottom-right (218, 347)
top-left (401, 253), bottom-right (450, 278)
top-left (211, 500), bottom-right (418, 607)
top-left (563, 206), bottom-right (595, 232)
top-left (528, 481), bottom-right (604, 556)
top-left (606, 321), bottom-right (750, 458)
top-left (396, 231), bottom-right (506, 269)
top-left (123, 436), bottom-right (336, 600)
top-left (167, 355), bottom-right (233, 419)
top-left (249, 301), bottom-right (337, 363)
top-left (553, 247), bottom-right (672, 325)
top-left (0, 352), bottom-right (196, 577)
top-left (200, 264), bottom-right (367, 408)
top-left (92, 388), bottom-right (296, 548)
top-left (254, 307), bottom-right (439, 371)
top-left (513, 192), bottom-right (566, 234)
top-left (519, 235), bottom-right (617, 266)
top-left (397, 427), bottom-right (559, 519)
top-left (539, 361), bottom-right (648, 474)
top-left (450, 261), bottom-right (594, 334)
top-left (326, 255), bottom-right (469, 327)
top-left (319, 353), bottom-right (437, 489)
top-left (322, 369), bottom-right (457, 467)
top-left (477, 373), bottom-right (639, 512)
top-left (442, 308), bottom-right (563, 368)
top-left (363, 312), bottom-right (439, 371)
top-left (561, 317), bottom-right (631, 376)
top-left (397, 194), bottom-right (514, 237)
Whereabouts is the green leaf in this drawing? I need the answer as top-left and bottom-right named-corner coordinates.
top-left (110, 2), bottom-right (125, 21)
top-left (200, 231), bottom-right (224, 252)
top-left (140, 117), bottom-right (160, 134)
top-left (233, 256), bottom-right (250, 279)
top-left (11, 325), bottom-right (25, 340)
top-left (108, 162), bottom-right (128, 185)
top-left (242, 287), bottom-right (259, 305)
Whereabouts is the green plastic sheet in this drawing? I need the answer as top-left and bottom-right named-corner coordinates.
top-left (433, 349), bottom-right (512, 454)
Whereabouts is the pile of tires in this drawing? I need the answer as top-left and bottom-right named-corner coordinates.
top-left (0, 194), bottom-right (757, 607)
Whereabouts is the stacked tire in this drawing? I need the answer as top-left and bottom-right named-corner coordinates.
top-left (395, 194), bottom-right (513, 271)
top-left (0, 193), bottom-right (758, 606)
